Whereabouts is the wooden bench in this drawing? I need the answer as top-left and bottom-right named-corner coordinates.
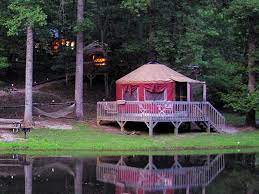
top-left (0, 118), bottom-right (23, 133)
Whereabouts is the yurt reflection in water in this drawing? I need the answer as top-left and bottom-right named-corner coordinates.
top-left (96, 155), bottom-right (225, 194)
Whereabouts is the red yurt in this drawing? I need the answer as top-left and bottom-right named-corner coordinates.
top-left (116, 62), bottom-right (203, 102)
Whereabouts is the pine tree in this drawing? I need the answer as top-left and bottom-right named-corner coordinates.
top-left (4, 0), bottom-right (46, 126)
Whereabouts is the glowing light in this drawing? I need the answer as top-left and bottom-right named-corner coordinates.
top-left (53, 40), bottom-right (59, 50)
top-left (66, 41), bottom-right (70, 47)
top-left (95, 62), bottom-right (106, 66)
top-left (60, 38), bottom-right (66, 46)
top-left (94, 57), bottom-right (106, 63)
top-left (70, 41), bottom-right (75, 48)
top-left (52, 100), bottom-right (55, 103)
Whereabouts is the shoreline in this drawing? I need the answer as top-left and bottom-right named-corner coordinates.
top-left (0, 125), bottom-right (258, 156)
top-left (0, 147), bottom-right (258, 157)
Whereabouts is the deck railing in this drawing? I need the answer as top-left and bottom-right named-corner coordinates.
top-left (96, 155), bottom-right (225, 190)
top-left (97, 101), bottom-right (225, 131)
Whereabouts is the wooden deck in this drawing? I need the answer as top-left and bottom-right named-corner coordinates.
top-left (96, 155), bottom-right (225, 192)
top-left (97, 101), bottom-right (225, 136)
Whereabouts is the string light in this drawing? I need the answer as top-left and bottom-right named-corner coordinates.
top-left (70, 41), bottom-right (75, 48)
top-left (60, 38), bottom-right (66, 46)
top-left (66, 41), bottom-right (70, 47)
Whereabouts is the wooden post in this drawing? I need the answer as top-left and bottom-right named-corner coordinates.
top-left (202, 186), bottom-right (206, 194)
top-left (90, 77), bottom-right (93, 88)
top-left (97, 157), bottom-right (100, 165)
top-left (172, 122), bottom-right (181, 135)
top-left (149, 124), bottom-right (153, 136)
top-left (148, 155), bottom-right (153, 168)
top-left (117, 121), bottom-right (127, 132)
top-left (203, 83), bottom-right (207, 101)
top-left (87, 74), bottom-right (96, 88)
top-left (186, 187), bottom-right (190, 194)
top-left (145, 121), bottom-right (157, 136)
top-left (175, 125), bottom-right (178, 135)
top-left (104, 73), bottom-right (109, 98)
top-left (187, 82), bottom-right (191, 102)
top-left (206, 121), bottom-right (210, 133)
top-left (207, 155), bottom-right (211, 165)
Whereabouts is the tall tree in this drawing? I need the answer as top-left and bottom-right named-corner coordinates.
top-left (4, 0), bottom-right (46, 126)
top-left (75, 0), bottom-right (85, 120)
top-left (224, 0), bottom-right (259, 127)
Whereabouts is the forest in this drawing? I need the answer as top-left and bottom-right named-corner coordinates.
top-left (0, 0), bottom-right (258, 128)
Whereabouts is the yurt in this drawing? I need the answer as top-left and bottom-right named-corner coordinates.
top-left (116, 62), bottom-right (203, 102)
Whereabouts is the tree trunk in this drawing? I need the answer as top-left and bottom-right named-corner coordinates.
top-left (246, 17), bottom-right (256, 127)
top-left (75, 0), bottom-right (85, 120)
top-left (24, 26), bottom-right (34, 127)
top-left (24, 164), bottom-right (32, 194)
top-left (74, 160), bottom-right (83, 194)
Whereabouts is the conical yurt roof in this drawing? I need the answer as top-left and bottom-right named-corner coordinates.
top-left (116, 63), bottom-right (203, 84)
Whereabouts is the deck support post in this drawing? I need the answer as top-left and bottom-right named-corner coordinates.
top-left (117, 156), bottom-right (126, 166)
top-left (172, 121), bottom-right (182, 135)
top-left (204, 121), bottom-right (211, 133)
top-left (186, 187), bottom-right (190, 194)
top-left (172, 155), bottom-right (182, 168)
top-left (117, 121), bottom-right (127, 132)
top-left (96, 157), bottom-right (101, 165)
top-left (87, 74), bottom-right (96, 88)
top-left (202, 186), bottom-right (206, 194)
top-left (104, 73), bottom-right (109, 98)
top-left (97, 120), bottom-right (101, 126)
top-left (207, 155), bottom-right (211, 165)
top-left (144, 121), bottom-right (158, 136)
top-left (144, 155), bottom-right (157, 170)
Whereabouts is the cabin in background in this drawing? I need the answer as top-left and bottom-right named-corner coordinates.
top-left (84, 41), bottom-right (110, 97)
top-left (97, 62), bottom-right (225, 136)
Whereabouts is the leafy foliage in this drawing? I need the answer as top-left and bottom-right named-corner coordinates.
top-left (0, 57), bottom-right (9, 69)
top-left (0, 0), bottom-right (258, 123)
top-left (4, 0), bottom-right (47, 36)
top-left (121, 0), bottom-right (150, 15)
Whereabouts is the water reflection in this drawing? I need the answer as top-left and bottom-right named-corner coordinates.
top-left (0, 153), bottom-right (258, 194)
top-left (97, 155), bottom-right (224, 194)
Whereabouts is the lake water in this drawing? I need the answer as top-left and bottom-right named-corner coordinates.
top-left (0, 153), bottom-right (258, 194)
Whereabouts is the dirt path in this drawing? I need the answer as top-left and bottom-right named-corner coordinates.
top-left (0, 130), bottom-right (19, 142)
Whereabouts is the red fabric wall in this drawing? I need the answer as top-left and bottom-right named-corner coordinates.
top-left (116, 82), bottom-right (175, 101)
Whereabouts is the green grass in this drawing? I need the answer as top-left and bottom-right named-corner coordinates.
top-left (0, 124), bottom-right (259, 155)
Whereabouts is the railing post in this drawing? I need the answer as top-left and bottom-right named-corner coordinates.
top-left (187, 83), bottom-right (191, 102)
top-left (203, 83), bottom-right (207, 102)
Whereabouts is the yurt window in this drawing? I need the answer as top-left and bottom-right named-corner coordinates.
top-left (144, 89), bottom-right (167, 101)
top-left (123, 88), bottom-right (139, 101)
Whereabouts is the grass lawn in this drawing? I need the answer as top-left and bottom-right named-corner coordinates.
top-left (0, 124), bottom-right (259, 156)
